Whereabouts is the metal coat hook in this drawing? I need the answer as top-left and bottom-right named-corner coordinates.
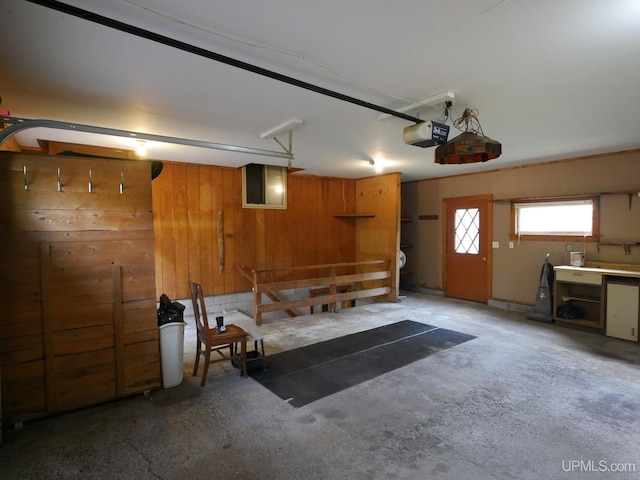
top-left (119, 171), bottom-right (124, 194)
top-left (23, 165), bottom-right (29, 190)
top-left (88, 168), bottom-right (93, 192)
top-left (57, 167), bottom-right (62, 192)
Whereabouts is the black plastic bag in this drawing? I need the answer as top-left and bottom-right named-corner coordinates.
top-left (157, 293), bottom-right (186, 326)
top-left (556, 301), bottom-right (584, 320)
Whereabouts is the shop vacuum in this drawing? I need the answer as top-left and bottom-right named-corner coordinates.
top-left (526, 253), bottom-right (555, 323)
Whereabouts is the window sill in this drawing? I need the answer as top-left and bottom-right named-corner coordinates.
top-left (508, 234), bottom-right (599, 242)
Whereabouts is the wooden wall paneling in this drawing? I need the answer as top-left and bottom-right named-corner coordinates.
top-left (0, 352), bottom-right (45, 417)
top-left (281, 175), bottom-right (296, 273)
top-left (186, 164), bottom-right (202, 292)
top-left (120, 263), bottom-right (157, 303)
top-left (238, 206), bottom-right (255, 289)
top-left (317, 179), bottom-right (331, 264)
top-left (113, 265), bottom-right (125, 397)
top-left (4, 190), bottom-right (155, 211)
top-left (288, 175), bottom-right (310, 270)
top-left (160, 164), bottom-right (177, 298)
top-left (46, 251), bottom-right (118, 412)
top-left (152, 168), bottom-right (164, 299)
top-left (292, 176), bottom-right (309, 269)
top-left (281, 185), bottom-right (292, 275)
top-left (211, 166), bottom-right (225, 294)
top-left (232, 169), bottom-right (247, 292)
top-left (309, 178), bottom-right (323, 267)
top-left (122, 297), bottom-right (161, 393)
top-left (335, 179), bottom-right (357, 263)
top-left (39, 244), bottom-right (56, 412)
top-left (122, 299), bottom-right (158, 344)
top-left (122, 339), bottom-right (160, 396)
top-left (148, 161), bottom-right (372, 299)
top-left (264, 209), bottom-right (280, 278)
top-left (255, 209), bottom-right (267, 270)
top-left (221, 168), bottom-right (236, 293)
top-left (53, 348), bottom-right (116, 411)
top-left (4, 207), bottom-right (154, 233)
top-left (46, 238), bottom-right (154, 268)
top-left (197, 166), bottom-right (214, 294)
top-left (304, 176), bottom-right (317, 268)
top-left (0, 235), bottom-right (45, 417)
top-left (172, 164), bottom-right (190, 300)
top-left (355, 173), bottom-right (401, 301)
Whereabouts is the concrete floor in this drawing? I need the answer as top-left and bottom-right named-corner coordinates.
top-left (2, 292), bottom-right (640, 479)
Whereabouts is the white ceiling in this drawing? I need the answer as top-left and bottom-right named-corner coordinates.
top-left (2, 0), bottom-right (640, 181)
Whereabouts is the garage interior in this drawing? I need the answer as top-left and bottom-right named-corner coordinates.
top-left (1, 1), bottom-right (640, 479)
top-left (2, 295), bottom-right (640, 479)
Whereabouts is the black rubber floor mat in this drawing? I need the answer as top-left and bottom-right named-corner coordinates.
top-left (250, 320), bottom-right (475, 407)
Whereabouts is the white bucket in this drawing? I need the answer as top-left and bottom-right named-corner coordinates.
top-left (158, 322), bottom-right (186, 388)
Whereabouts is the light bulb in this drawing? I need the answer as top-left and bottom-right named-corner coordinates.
top-left (136, 140), bottom-right (147, 157)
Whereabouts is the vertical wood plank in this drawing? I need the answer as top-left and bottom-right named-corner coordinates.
top-left (152, 169), bottom-right (164, 299)
top-left (198, 166), bottom-right (214, 292)
top-left (255, 209), bottom-right (266, 270)
top-left (232, 169), bottom-right (246, 292)
top-left (355, 173), bottom-right (400, 301)
top-left (160, 164), bottom-right (177, 297)
top-left (222, 168), bottom-right (236, 292)
top-left (39, 243), bottom-right (56, 413)
top-left (186, 164), bottom-right (201, 287)
top-left (211, 166), bottom-right (224, 294)
top-left (112, 265), bottom-right (124, 397)
top-left (173, 164), bottom-right (189, 299)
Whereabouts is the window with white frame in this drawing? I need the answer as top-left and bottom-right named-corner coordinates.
top-left (511, 197), bottom-right (599, 241)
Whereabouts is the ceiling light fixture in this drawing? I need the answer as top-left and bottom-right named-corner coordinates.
top-left (434, 108), bottom-right (501, 164)
top-left (365, 158), bottom-right (383, 173)
top-left (136, 139), bottom-right (147, 156)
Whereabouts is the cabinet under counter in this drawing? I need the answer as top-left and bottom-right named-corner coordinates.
top-left (553, 265), bottom-right (640, 339)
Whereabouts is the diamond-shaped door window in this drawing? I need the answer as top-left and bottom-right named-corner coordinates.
top-left (455, 208), bottom-right (480, 254)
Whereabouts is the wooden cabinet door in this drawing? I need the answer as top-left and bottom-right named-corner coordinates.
top-left (606, 283), bottom-right (639, 341)
top-left (41, 244), bottom-right (120, 412)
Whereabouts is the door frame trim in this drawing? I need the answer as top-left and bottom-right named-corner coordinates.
top-left (442, 194), bottom-right (493, 302)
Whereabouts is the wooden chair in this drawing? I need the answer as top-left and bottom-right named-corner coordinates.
top-left (189, 281), bottom-right (248, 386)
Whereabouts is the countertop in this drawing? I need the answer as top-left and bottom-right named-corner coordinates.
top-left (555, 265), bottom-right (640, 279)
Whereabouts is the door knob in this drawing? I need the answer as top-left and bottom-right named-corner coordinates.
top-left (482, 257), bottom-right (487, 262)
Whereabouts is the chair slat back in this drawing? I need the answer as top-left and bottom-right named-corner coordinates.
top-left (189, 281), bottom-right (210, 338)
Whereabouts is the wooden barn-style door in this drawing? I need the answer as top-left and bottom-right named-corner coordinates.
top-left (0, 152), bottom-right (161, 423)
top-left (40, 244), bottom-right (123, 412)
